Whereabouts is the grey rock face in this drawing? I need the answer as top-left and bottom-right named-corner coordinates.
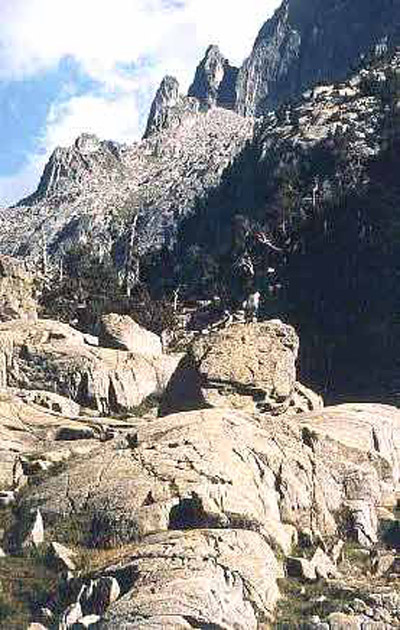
top-left (235, 0), bottom-right (400, 115)
top-left (188, 44), bottom-right (239, 110)
top-left (236, 0), bottom-right (301, 115)
top-left (0, 255), bottom-right (37, 322)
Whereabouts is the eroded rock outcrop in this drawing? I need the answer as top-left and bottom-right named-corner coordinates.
top-left (18, 403), bottom-right (400, 549)
top-left (144, 76), bottom-right (199, 138)
top-left (99, 529), bottom-right (280, 629)
top-left (0, 319), bottom-right (181, 414)
top-left (0, 255), bottom-right (37, 322)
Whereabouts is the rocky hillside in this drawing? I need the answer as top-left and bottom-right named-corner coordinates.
top-left (154, 50), bottom-right (400, 402)
top-left (3, 44), bottom-right (400, 402)
top-left (2, 2), bottom-right (400, 623)
top-left (0, 3), bottom-right (400, 433)
top-left (0, 105), bottom-right (253, 269)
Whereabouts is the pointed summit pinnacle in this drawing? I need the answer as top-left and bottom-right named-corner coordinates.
top-left (188, 44), bottom-right (239, 110)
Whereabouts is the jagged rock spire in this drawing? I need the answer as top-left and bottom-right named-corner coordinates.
top-left (144, 76), bottom-right (180, 139)
top-left (144, 76), bottom-right (199, 139)
top-left (188, 44), bottom-right (238, 110)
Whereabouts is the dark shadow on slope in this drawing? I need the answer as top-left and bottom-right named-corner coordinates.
top-left (143, 102), bottom-right (400, 405)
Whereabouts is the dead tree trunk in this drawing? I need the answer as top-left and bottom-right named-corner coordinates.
top-left (125, 214), bottom-right (139, 298)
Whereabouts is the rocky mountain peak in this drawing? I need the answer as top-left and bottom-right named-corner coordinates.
top-left (188, 44), bottom-right (239, 110)
top-left (144, 75), bottom-right (199, 138)
top-left (74, 132), bottom-right (102, 155)
top-left (18, 133), bottom-right (125, 206)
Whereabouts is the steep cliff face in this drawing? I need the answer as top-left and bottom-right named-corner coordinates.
top-left (236, 0), bottom-right (400, 115)
top-left (2, 0), bottom-right (400, 403)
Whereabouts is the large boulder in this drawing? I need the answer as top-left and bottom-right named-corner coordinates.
top-left (299, 403), bottom-right (400, 546)
top-left (161, 320), bottom-right (320, 415)
top-left (99, 314), bottom-right (162, 357)
top-left (0, 319), bottom-right (181, 414)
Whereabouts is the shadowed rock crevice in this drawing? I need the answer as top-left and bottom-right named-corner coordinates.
top-left (169, 495), bottom-right (217, 530)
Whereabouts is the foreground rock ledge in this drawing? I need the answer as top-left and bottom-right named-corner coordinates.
top-left (3, 401), bottom-right (400, 626)
top-left (17, 404), bottom-right (400, 540)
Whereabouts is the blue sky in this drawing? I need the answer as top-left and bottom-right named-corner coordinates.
top-left (0, 0), bottom-right (280, 206)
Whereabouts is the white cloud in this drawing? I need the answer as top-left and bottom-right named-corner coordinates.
top-left (0, 0), bottom-right (281, 82)
top-left (0, 0), bottom-right (281, 206)
top-left (44, 93), bottom-right (142, 148)
top-left (0, 153), bottom-right (46, 207)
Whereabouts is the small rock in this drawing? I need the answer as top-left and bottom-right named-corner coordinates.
top-left (71, 615), bottom-right (101, 629)
top-left (0, 490), bottom-right (15, 507)
top-left (0, 547), bottom-right (6, 557)
top-left (59, 602), bottom-right (83, 630)
top-left (78, 576), bottom-right (120, 615)
top-left (49, 541), bottom-right (77, 571)
top-left (286, 556), bottom-right (317, 581)
top-left (22, 508), bottom-right (44, 549)
top-left (27, 624), bottom-right (49, 630)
